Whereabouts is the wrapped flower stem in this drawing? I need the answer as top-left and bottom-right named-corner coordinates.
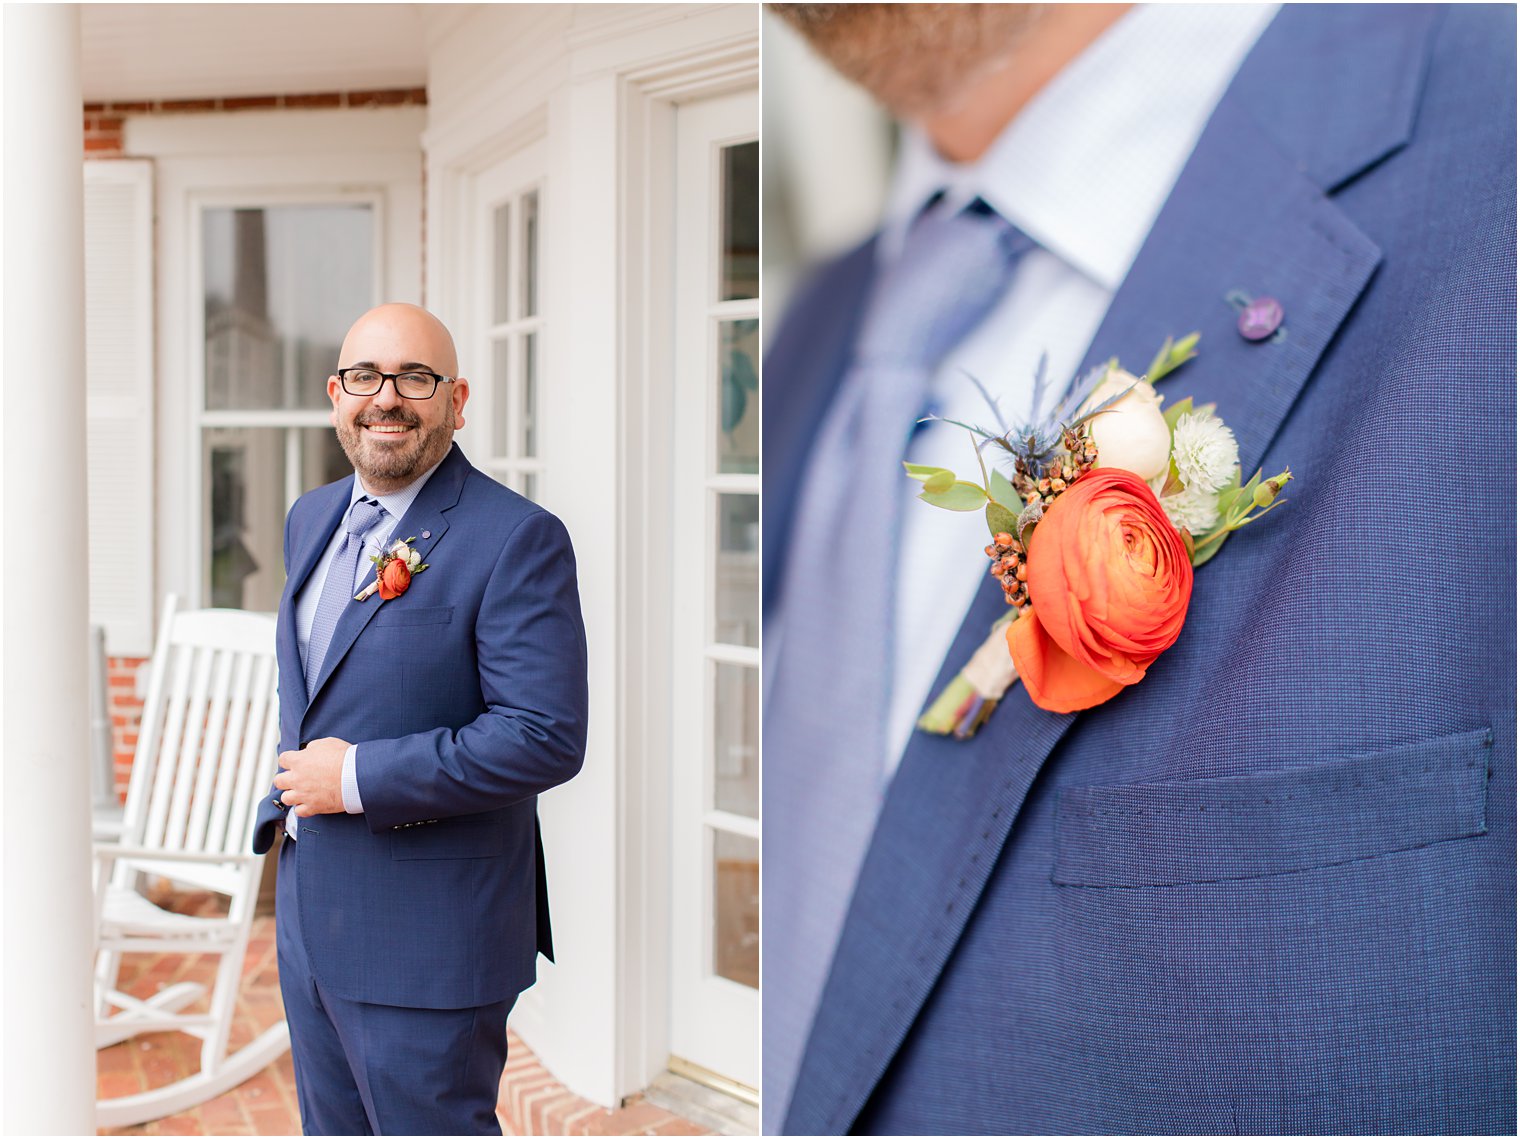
top-left (917, 616), bottom-right (1020, 738)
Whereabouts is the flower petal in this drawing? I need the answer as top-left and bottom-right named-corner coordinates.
top-left (1006, 609), bottom-right (1126, 713)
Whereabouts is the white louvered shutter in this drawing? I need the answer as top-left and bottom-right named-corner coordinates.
top-left (85, 160), bottom-right (155, 655)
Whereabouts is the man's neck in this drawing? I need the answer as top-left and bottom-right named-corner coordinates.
top-left (355, 448), bottom-right (450, 500)
top-left (918, 3), bottom-right (1131, 164)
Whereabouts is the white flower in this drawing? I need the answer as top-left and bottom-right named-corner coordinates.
top-left (1163, 479), bottom-right (1225, 535)
top-left (1079, 368), bottom-right (1172, 482)
top-left (1171, 410), bottom-right (1239, 493)
top-left (406, 549), bottom-right (423, 571)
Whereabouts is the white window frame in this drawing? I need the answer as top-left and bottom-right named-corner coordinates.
top-left (188, 188), bottom-right (385, 609)
top-left (471, 154), bottom-right (548, 500)
top-left (129, 107), bottom-right (424, 616)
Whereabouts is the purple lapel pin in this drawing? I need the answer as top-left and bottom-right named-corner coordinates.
top-left (1226, 289), bottom-right (1286, 342)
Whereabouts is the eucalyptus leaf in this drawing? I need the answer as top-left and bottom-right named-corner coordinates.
top-left (920, 480), bottom-right (988, 512)
top-left (924, 470), bottom-right (956, 494)
top-left (904, 462), bottom-right (952, 483)
top-left (986, 501), bottom-right (1019, 539)
top-left (987, 468), bottom-right (1023, 515)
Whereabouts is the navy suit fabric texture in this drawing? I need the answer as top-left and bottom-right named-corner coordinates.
top-left (252, 442), bottom-right (589, 1012)
top-left (763, 5), bottom-right (1516, 1135)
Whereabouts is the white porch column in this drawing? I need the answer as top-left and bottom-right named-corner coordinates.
top-left (2, 5), bottom-right (98, 1134)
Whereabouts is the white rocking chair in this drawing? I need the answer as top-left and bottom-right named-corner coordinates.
top-left (93, 595), bottom-right (290, 1127)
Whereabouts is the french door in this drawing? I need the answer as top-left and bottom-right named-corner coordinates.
top-left (668, 87), bottom-right (760, 1094)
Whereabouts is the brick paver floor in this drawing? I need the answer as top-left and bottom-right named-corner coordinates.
top-left (97, 889), bottom-right (710, 1136)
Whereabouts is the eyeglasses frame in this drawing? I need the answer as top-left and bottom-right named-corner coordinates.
top-left (335, 367), bottom-right (457, 400)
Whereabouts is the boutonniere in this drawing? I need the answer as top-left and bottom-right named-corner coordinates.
top-left (909, 333), bottom-right (1291, 734)
top-left (355, 537), bottom-right (429, 602)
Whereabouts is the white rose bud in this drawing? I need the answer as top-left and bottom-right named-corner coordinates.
top-left (1079, 367), bottom-right (1172, 483)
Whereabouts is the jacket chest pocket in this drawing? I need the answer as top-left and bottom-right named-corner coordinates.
top-left (1053, 727), bottom-right (1492, 887)
top-left (370, 605), bottom-right (454, 628)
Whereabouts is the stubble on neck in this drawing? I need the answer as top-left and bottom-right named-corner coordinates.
top-left (772, 3), bottom-right (1131, 163)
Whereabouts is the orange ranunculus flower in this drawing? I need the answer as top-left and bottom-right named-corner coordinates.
top-left (378, 557), bottom-right (412, 600)
top-left (1006, 468), bottom-right (1193, 713)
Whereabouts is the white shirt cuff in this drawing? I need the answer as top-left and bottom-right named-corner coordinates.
top-left (341, 743), bottom-right (363, 814)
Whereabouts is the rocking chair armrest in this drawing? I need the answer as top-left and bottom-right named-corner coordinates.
top-left (92, 843), bottom-right (258, 867)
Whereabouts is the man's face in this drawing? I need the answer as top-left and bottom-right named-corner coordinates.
top-left (771, 3), bottom-right (1043, 117)
top-left (328, 304), bottom-right (470, 492)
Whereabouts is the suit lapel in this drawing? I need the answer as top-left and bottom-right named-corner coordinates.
top-left (761, 237), bottom-right (879, 615)
top-left (786, 8), bottom-right (1430, 1132)
top-left (277, 481), bottom-right (349, 709)
top-left (301, 445), bottom-right (465, 715)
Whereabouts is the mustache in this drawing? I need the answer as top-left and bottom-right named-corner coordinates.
top-left (355, 410), bottom-right (422, 428)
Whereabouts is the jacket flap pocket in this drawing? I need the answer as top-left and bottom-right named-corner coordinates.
top-left (390, 820), bottom-right (506, 860)
top-left (371, 604), bottom-right (454, 628)
top-left (1054, 728), bottom-right (1491, 887)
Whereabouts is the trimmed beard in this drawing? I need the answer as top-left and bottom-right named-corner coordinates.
top-left (335, 402), bottom-right (455, 487)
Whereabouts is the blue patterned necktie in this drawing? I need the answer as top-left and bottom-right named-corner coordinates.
top-left (305, 497), bottom-right (386, 700)
top-left (762, 197), bottom-right (1033, 1128)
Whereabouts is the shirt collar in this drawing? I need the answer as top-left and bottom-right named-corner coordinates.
top-left (348, 448), bottom-right (448, 524)
top-left (881, 3), bottom-right (1279, 289)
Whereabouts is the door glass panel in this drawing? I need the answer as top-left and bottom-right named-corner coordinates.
top-left (521, 190), bottom-right (539, 318)
top-left (717, 319), bottom-right (758, 474)
top-left (713, 830), bottom-right (758, 988)
top-left (714, 494), bottom-right (758, 647)
top-left (522, 332), bottom-right (538, 457)
top-left (205, 427), bottom-right (346, 612)
top-left (720, 142), bottom-right (758, 301)
top-left (492, 337), bottom-right (511, 456)
top-left (712, 661), bottom-right (757, 817)
top-left (493, 202), bottom-right (512, 325)
top-left (202, 205), bottom-right (372, 411)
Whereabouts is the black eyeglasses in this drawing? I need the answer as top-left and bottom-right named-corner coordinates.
top-left (336, 368), bottom-right (455, 399)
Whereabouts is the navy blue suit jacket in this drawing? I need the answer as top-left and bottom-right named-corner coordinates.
top-left (252, 442), bottom-right (588, 1010)
top-left (764, 6), bottom-right (1515, 1133)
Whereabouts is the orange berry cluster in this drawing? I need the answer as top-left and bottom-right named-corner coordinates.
top-left (985, 532), bottom-right (1030, 609)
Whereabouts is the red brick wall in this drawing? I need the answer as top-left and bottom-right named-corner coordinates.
top-left (83, 87), bottom-right (427, 158)
top-left (107, 656), bottom-right (148, 803)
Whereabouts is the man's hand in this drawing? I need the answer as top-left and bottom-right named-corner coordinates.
top-left (275, 737), bottom-right (351, 817)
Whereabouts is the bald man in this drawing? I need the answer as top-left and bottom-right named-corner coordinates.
top-left (251, 303), bottom-right (589, 1135)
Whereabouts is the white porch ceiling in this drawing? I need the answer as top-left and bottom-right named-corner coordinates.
top-left (80, 4), bottom-right (434, 102)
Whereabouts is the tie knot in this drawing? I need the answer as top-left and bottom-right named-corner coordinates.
top-left (346, 497), bottom-right (385, 538)
top-left (855, 196), bottom-right (1033, 370)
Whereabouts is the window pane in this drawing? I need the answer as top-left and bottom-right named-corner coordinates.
top-left (493, 202), bottom-right (511, 326)
top-left (522, 471), bottom-right (538, 503)
top-left (714, 494), bottom-right (757, 648)
top-left (521, 190), bottom-right (539, 318)
top-left (717, 319), bottom-right (758, 475)
top-left (713, 829), bottom-right (758, 989)
top-left (492, 337), bottom-right (511, 457)
top-left (522, 332), bottom-right (538, 458)
top-left (712, 660), bottom-right (757, 817)
top-left (205, 426), bottom-right (346, 611)
top-left (203, 205), bottom-right (372, 411)
top-left (720, 141), bottom-right (758, 301)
